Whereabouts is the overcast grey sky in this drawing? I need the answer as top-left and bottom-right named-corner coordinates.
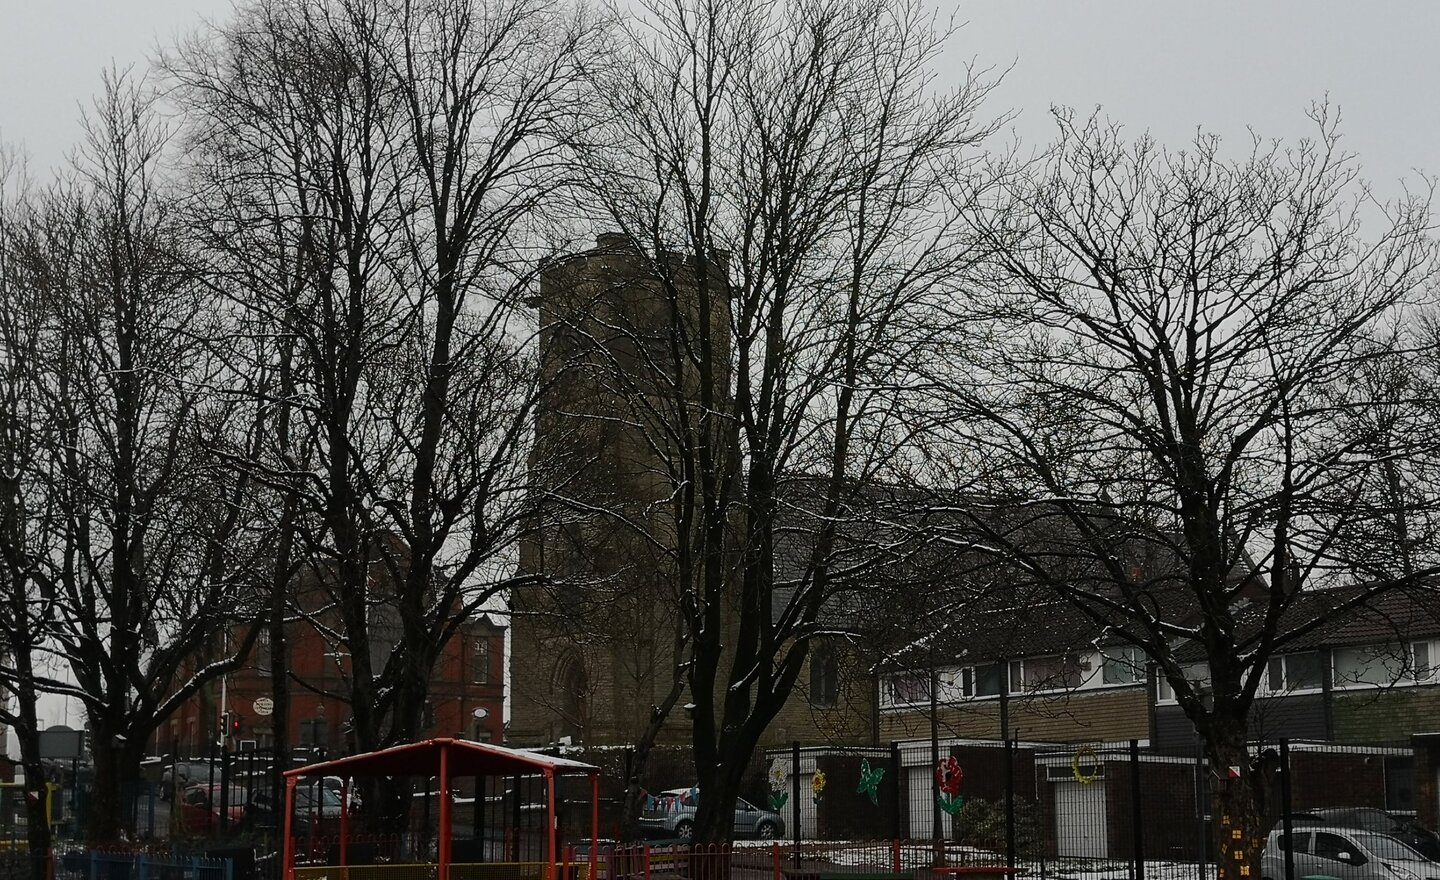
top-left (0, 1), bottom-right (1436, 731)
top-left (2, 1), bottom-right (1437, 200)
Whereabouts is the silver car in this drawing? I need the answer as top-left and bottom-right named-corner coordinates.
top-left (1262, 825), bottom-right (1440, 880)
top-left (638, 788), bottom-right (785, 840)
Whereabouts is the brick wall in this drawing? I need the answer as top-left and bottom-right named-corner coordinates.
top-left (160, 615), bottom-right (504, 757)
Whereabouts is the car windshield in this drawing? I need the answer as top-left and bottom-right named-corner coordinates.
top-left (1357, 833), bottom-right (1424, 861)
top-left (296, 787), bottom-right (341, 809)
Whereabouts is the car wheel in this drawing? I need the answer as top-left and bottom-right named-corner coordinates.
top-left (756, 822), bottom-right (778, 840)
top-left (674, 820), bottom-right (694, 840)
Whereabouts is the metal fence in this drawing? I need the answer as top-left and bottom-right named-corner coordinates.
top-left (762, 736), bottom-right (1422, 880)
top-left (18, 737), bottom-right (1426, 880)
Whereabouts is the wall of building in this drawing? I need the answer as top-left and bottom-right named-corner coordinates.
top-left (878, 687), bottom-right (1150, 745)
top-left (1333, 686), bottom-right (1440, 744)
top-left (160, 616), bottom-right (504, 757)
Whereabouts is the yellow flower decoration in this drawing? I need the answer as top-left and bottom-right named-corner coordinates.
top-left (810, 769), bottom-right (827, 803)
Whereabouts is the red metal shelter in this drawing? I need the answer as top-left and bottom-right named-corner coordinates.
top-left (283, 738), bottom-right (601, 880)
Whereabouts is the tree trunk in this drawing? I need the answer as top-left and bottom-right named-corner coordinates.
top-left (1208, 719), bottom-right (1271, 880)
top-left (11, 650), bottom-right (51, 880)
top-left (88, 729), bottom-right (143, 844)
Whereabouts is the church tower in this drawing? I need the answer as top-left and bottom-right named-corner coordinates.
top-left (508, 233), bottom-right (732, 747)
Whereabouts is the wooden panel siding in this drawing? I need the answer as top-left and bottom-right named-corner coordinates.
top-left (878, 686), bottom-right (1149, 744)
top-left (1333, 686), bottom-right (1440, 744)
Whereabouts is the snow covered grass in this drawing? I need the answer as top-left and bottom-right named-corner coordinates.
top-left (735, 841), bottom-right (1216, 880)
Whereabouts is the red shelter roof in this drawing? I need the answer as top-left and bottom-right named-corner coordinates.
top-left (284, 737), bottom-right (598, 779)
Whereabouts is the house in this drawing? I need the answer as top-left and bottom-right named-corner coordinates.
top-left (159, 605), bottom-right (505, 758)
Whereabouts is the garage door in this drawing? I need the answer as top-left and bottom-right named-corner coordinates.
top-left (1054, 780), bottom-right (1107, 859)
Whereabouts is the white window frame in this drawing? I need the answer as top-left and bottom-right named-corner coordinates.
top-left (1331, 640), bottom-right (1437, 690)
top-left (1156, 662), bottom-right (1210, 704)
top-left (1009, 654), bottom-right (1086, 694)
top-left (883, 672), bottom-right (932, 708)
top-left (1100, 646), bottom-right (1145, 686)
top-left (1263, 651), bottom-right (1326, 696)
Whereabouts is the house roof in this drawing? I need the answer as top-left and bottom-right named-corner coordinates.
top-left (1266, 584), bottom-right (1440, 652)
top-left (285, 738), bottom-right (598, 779)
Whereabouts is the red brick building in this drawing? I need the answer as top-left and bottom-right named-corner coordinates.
top-left (158, 613), bottom-right (505, 758)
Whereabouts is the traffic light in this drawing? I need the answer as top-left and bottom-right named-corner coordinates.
top-left (231, 713), bottom-right (242, 736)
top-left (219, 711), bottom-right (230, 736)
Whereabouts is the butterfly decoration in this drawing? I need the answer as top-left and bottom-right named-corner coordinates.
top-left (856, 758), bottom-right (885, 806)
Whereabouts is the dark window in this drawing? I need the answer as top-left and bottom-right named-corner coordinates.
top-left (1385, 757), bottom-right (1417, 812)
top-left (974, 663), bottom-right (1005, 697)
top-left (473, 639), bottom-right (491, 685)
top-left (1313, 832), bottom-right (1353, 862)
top-left (809, 645), bottom-right (841, 708)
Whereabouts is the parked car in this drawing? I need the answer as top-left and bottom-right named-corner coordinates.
top-left (1283, 809), bottom-right (1440, 861)
top-left (162, 761), bottom-right (218, 800)
top-left (244, 783), bottom-right (345, 830)
top-left (177, 784), bottom-right (249, 834)
top-left (637, 788), bottom-right (784, 840)
top-left (1262, 826), bottom-right (1440, 880)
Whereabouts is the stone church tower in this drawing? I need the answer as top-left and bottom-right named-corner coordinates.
top-left (508, 233), bottom-right (732, 747)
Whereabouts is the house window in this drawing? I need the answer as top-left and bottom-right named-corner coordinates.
top-left (886, 672), bottom-right (932, 707)
top-left (1010, 655), bottom-right (1083, 693)
top-left (302, 719), bottom-right (328, 749)
top-left (973, 663), bottom-right (1005, 697)
top-left (257, 629), bottom-right (271, 677)
top-left (1267, 652), bottom-right (1325, 693)
top-left (1156, 662), bottom-right (1210, 703)
top-left (809, 645), bottom-right (841, 708)
top-left (473, 639), bottom-right (490, 685)
top-left (1385, 755), bottom-right (1416, 812)
top-left (1101, 647), bottom-right (1143, 686)
top-left (1332, 641), bottom-right (1434, 688)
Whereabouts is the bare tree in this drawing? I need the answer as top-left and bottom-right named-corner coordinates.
top-left (574, 0), bottom-right (999, 844)
top-left (925, 109), bottom-right (1440, 873)
top-left (0, 145), bottom-right (61, 878)
top-left (169, 0), bottom-right (601, 818)
top-left (3, 70), bottom-right (271, 843)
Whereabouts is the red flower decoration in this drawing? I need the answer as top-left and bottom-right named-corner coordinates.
top-left (935, 756), bottom-right (963, 796)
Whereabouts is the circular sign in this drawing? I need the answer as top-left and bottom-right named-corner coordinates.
top-left (253, 697), bottom-right (275, 717)
top-left (472, 707), bottom-right (490, 720)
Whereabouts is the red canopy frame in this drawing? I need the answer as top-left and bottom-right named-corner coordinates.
top-left (283, 738), bottom-right (601, 880)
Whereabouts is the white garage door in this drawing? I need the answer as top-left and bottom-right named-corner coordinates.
top-left (1054, 780), bottom-right (1108, 859)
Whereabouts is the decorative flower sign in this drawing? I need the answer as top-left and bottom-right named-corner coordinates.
top-left (768, 761), bottom-right (789, 811)
top-left (811, 769), bottom-right (827, 804)
top-left (856, 758), bottom-right (885, 806)
top-left (935, 756), bottom-right (964, 815)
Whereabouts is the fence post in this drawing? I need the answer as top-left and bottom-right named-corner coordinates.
top-left (220, 747), bottom-right (232, 833)
top-left (1130, 740), bottom-right (1144, 880)
top-left (791, 741), bottom-right (801, 868)
top-left (512, 775), bottom-right (523, 863)
top-left (890, 742), bottom-right (903, 843)
top-left (1280, 739), bottom-right (1294, 880)
top-left (1004, 738), bottom-right (1016, 870)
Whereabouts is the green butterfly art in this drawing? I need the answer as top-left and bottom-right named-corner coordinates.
top-left (856, 758), bottom-right (885, 806)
